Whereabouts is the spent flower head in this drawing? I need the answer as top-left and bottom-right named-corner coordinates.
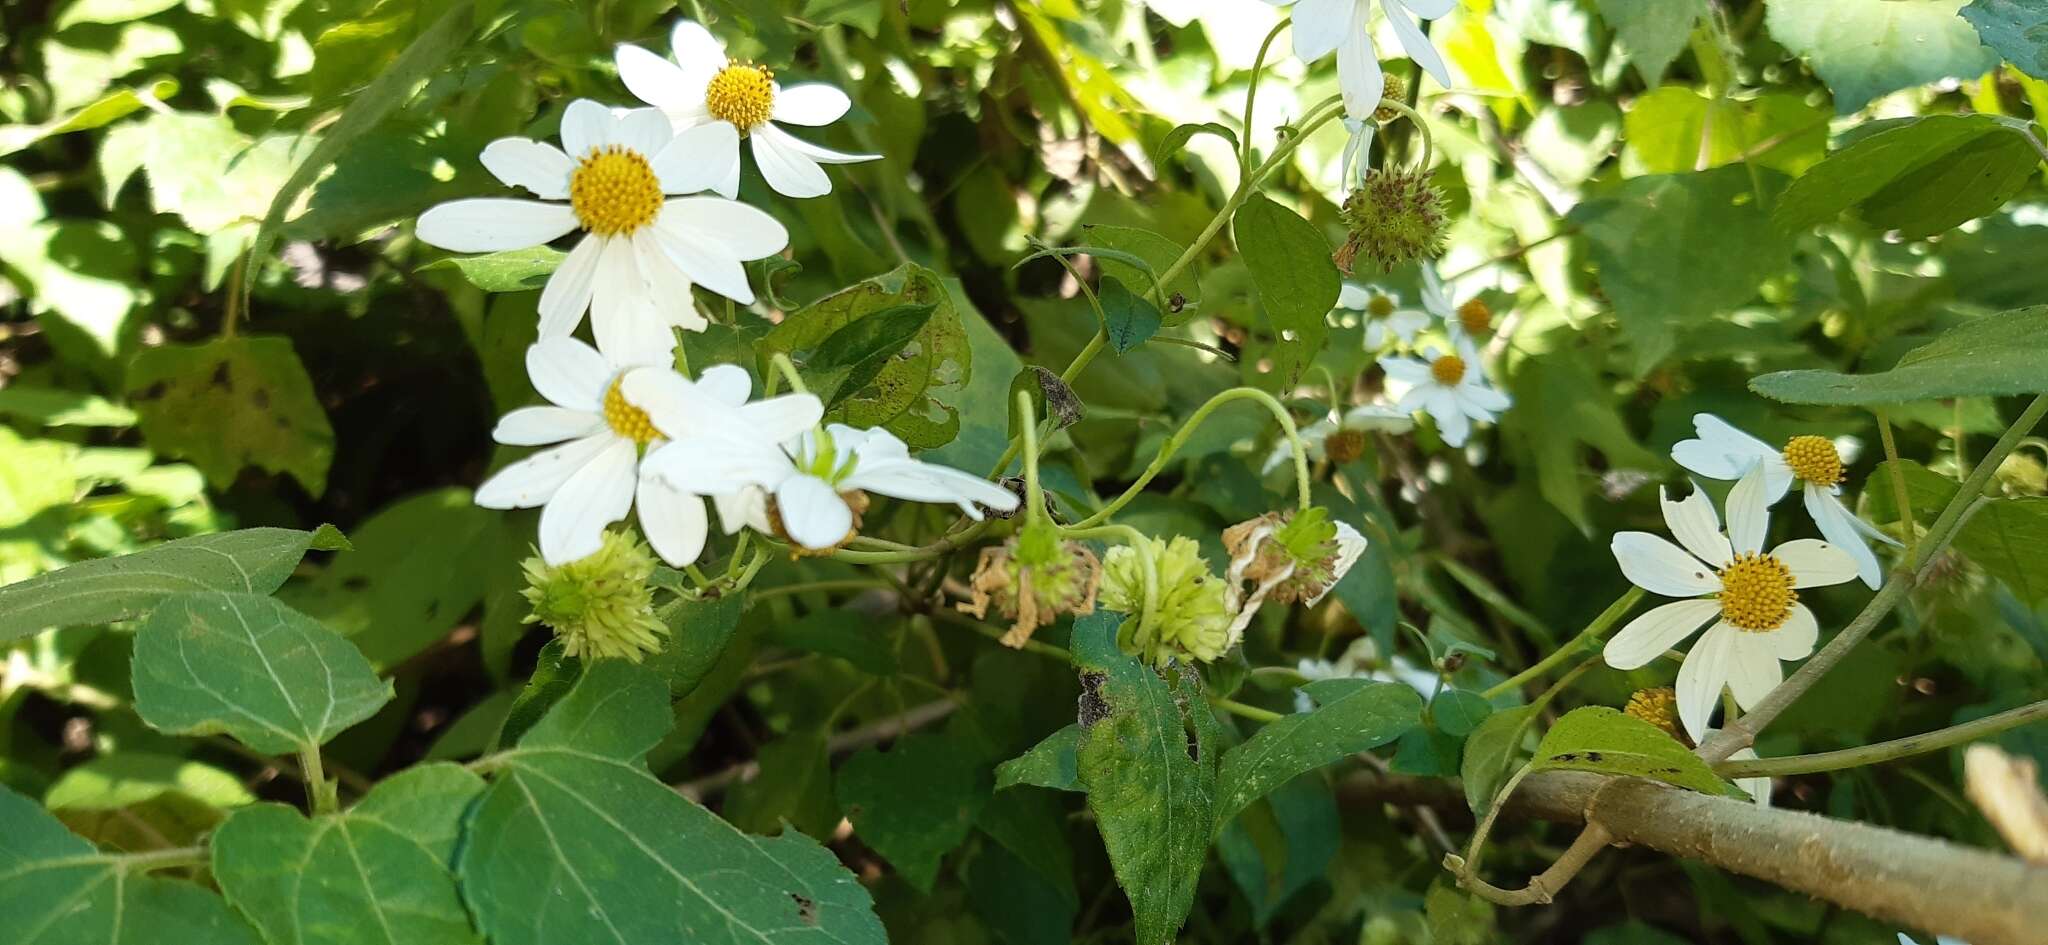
top-left (520, 530), bottom-right (669, 662)
top-left (1335, 168), bottom-right (1449, 275)
top-left (960, 519), bottom-right (1102, 648)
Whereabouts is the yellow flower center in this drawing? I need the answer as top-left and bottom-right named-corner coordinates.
top-left (570, 146), bottom-right (663, 237)
top-left (1375, 74), bottom-right (1407, 123)
top-left (705, 60), bottom-right (776, 130)
top-left (602, 377), bottom-right (658, 444)
top-left (1624, 687), bottom-right (1683, 740)
top-left (1366, 294), bottom-right (1396, 319)
top-left (1781, 435), bottom-right (1843, 487)
top-left (1457, 298), bottom-right (1492, 336)
top-left (1429, 354), bottom-right (1466, 386)
top-left (1716, 552), bottom-right (1798, 632)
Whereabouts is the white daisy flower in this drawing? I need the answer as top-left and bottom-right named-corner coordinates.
top-left (1672, 413), bottom-right (1898, 590)
top-left (1260, 402), bottom-right (1414, 474)
top-left (1603, 465), bottom-right (1861, 742)
top-left (474, 339), bottom-right (815, 566)
top-left (615, 20), bottom-right (879, 199)
top-left (1261, 0), bottom-right (1455, 118)
top-left (417, 99), bottom-right (789, 361)
top-left (1378, 336), bottom-right (1509, 448)
top-left (1341, 282), bottom-right (1433, 351)
top-left (646, 420), bottom-right (1020, 550)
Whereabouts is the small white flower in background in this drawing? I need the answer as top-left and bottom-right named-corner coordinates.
top-left (1603, 465), bottom-right (1861, 741)
top-left (1728, 745), bottom-right (1773, 808)
top-left (1260, 402), bottom-right (1414, 474)
top-left (1341, 281), bottom-right (1434, 351)
top-left (1673, 413), bottom-right (1897, 589)
top-left (616, 20), bottom-right (879, 199)
top-left (1294, 636), bottom-right (1437, 713)
top-left (474, 339), bottom-right (816, 566)
top-left (417, 99), bottom-right (789, 359)
top-left (1898, 933), bottom-right (1970, 945)
top-left (1378, 335), bottom-right (1509, 448)
top-left (1261, 0), bottom-right (1455, 119)
top-left (645, 411), bottom-right (1019, 550)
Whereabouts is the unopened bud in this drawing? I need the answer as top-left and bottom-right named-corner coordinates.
top-left (520, 530), bottom-right (668, 663)
top-left (1101, 535), bottom-right (1232, 666)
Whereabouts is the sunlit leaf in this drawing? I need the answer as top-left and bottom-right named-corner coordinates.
top-left (1751, 306), bottom-right (2048, 404)
top-left (1767, 0), bottom-right (1998, 113)
top-left (1775, 114), bottom-right (2038, 239)
top-left (1233, 193), bottom-right (1338, 390)
top-left (1529, 706), bottom-right (1747, 798)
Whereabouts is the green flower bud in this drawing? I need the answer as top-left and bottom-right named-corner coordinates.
top-left (1101, 535), bottom-right (1232, 666)
top-left (520, 530), bottom-right (668, 663)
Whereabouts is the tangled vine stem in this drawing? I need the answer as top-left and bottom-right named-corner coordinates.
top-left (1070, 386), bottom-right (1312, 530)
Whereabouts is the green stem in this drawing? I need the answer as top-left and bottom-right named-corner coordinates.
top-left (1480, 587), bottom-right (1644, 700)
top-left (298, 744), bottom-right (337, 815)
top-left (1210, 696), bottom-right (1284, 724)
top-left (750, 578), bottom-right (893, 599)
top-left (1717, 699), bottom-right (2048, 779)
top-left (1876, 407), bottom-right (1916, 565)
top-left (1239, 20), bottom-right (1291, 170)
top-left (930, 608), bottom-right (1073, 662)
top-left (1071, 387), bottom-right (1311, 530)
top-left (1018, 390), bottom-right (1046, 525)
top-left (117, 846), bottom-right (210, 873)
top-left (767, 352), bottom-right (808, 395)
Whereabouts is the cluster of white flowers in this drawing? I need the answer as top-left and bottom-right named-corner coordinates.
top-left (1262, 0), bottom-right (1454, 120)
top-left (425, 20), bottom-right (1015, 566)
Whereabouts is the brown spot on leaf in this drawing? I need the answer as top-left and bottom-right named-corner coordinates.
top-left (1078, 672), bottom-right (1110, 728)
top-left (211, 362), bottom-right (232, 390)
top-left (790, 893), bottom-right (817, 926)
top-left (137, 382), bottom-right (168, 401)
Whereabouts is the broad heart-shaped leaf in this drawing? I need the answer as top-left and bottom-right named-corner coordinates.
top-left (1774, 115), bottom-right (2038, 239)
top-left (1867, 459), bottom-right (2048, 604)
top-left (995, 723), bottom-right (1081, 791)
top-left (761, 263), bottom-right (969, 449)
top-left (1766, 0), bottom-right (1998, 113)
top-left (1964, 0), bottom-right (2048, 79)
top-left (1100, 276), bottom-right (1163, 354)
top-left (460, 659), bottom-right (886, 945)
top-left (1530, 707), bottom-right (1748, 799)
top-left (1568, 166), bottom-right (1792, 372)
top-left (0, 526), bottom-right (344, 645)
top-left (1071, 612), bottom-right (1216, 945)
top-left (1593, 0), bottom-right (1706, 84)
top-left (1081, 224), bottom-right (1200, 324)
top-left (419, 246), bottom-right (564, 292)
top-left (131, 592), bottom-right (393, 755)
top-left (0, 785), bottom-right (263, 945)
top-left (1751, 306), bottom-right (2048, 405)
top-left (211, 764), bottom-right (486, 945)
top-left (1233, 193), bottom-right (1339, 391)
top-left (1214, 678), bottom-right (1421, 824)
top-left (835, 733), bottom-right (991, 893)
top-left (126, 335), bottom-right (336, 496)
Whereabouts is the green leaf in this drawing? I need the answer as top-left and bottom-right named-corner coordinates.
top-left (1099, 276), bottom-right (1162, 355)
top-left (1214, 678), bottom-right (1422, 824)
top-left (1568, 166), bottom-right (1792, 371)
top-left (0, 79), bottom-right (180, 157)
top-left (1233, 193), bottom-right (1339, 390)
top-left (125, 335), bottom-right (336, 496)
top-left (131, 591), bottom-right (394, 755)
top-left (1505, 353), bottom-right (1665, 530)
top-left (652, 592), bottom-right (748, 694)
top-left (1215, 776), bottom-right (1339, 927)
top-left (212, 764), bottom-right (486, 945)
top-left (763, 608), bottom-right (897, 676)
top-left (1766, 0), bottom-right (1998, 113)
top-left (1459, 706), bottom-right (1537, 814)
top-left (1774, 115), bottom-right (2037, 239)
top-left (0, 785), bottom-right (263, 945)
top-left (804, 302), bottom-right (938, 411)
top-left (1425, 882), bottom-right (1497, 945)
top-left (419, 246), bottom-right (565, 292)
top-left (1867, 459), bottom-right (2048, 604)
top-left (995, 724), bottom-right (1081, 792)
top-left (762, 263), bottom-right (970, 448)
top-left (494, 639), bottom-right (580, 751)
top-left (725, 733), bottom-right (840, 839)
top-left (1964, 0), bottom-right (2048, 78)
top-left (1431, 688), bottom-right (1494, 738)
top-left (1081, 224), bottom-right (1199, 324)
top-left (1750, 306), bottom-right (2048, 404)
top-left (1529, 706), bottom-right (1747, 798)
top-left (975, 787), bottom-right (1078, 907)
top-left (1071, 612), bottom-right (1215, 945)
top-left (45, 752), bottom-right (256, 812)
top-left (107, 111), bottom-right (307, 236)
top-left (836, 733), bottom-right (990, 892)
top-left (55, 0), bottom-right (181, 28)
top-left (1151, 121), bottom-right (1239, 165)
top-left (0, 386), bottom-right (137, 427)
top-left (1621, 87), bottom-right (1828, 177)
top-left (459, 660), bottom-right (887, 945)
top-left (0, 527), bottom-right (343, 644)
top-left (1593, 0), bottom-right (1706, 84)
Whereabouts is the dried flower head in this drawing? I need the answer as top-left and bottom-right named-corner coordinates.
top-left (1335, 168), bottom-right (1449, 275)
top-left (1101, 535), bottom-right (1232, 666)
top-left (1224, 507), bottom-right (1368, 609)
top-left (960, 520), bottom-right (1102, 648)
top-left (520, 530), bottom-right (669, 663)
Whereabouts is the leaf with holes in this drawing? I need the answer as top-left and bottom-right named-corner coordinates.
top-left (125, 335), bottom-right (336, 496)
top-left (1530, 707), bottom-right (1748, 798)
top-left (131, 591), bottom-right (394, 755)
top-left (762, 263), bottom-right (969, 448)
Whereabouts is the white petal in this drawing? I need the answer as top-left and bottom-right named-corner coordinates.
top-left (1382, 0), bottom-right (1452, 88)
top-left (1340, 404), bottom-right (1412, 433)
top-left (1399, 0), bottom-right (1458, 18)
top-left (696, 363), bottom-right (753, 406)
top-left (589, 237), bottom-right (675, 365)
top-left (480, 138), bottom-right (573, 199)
top-left (1672, 413), bottom-right (1776, 481)
top-left (646, 433), bottom-right (797, 495)
top-left (773, 84), bottom-right (852, 125)
top-left (526, 336), bottom-right (612, 412)
top-left (714, 486), bottom-right (769, 535)
top-left (1335, 7), bottom-right (1384, 118)
top-left (714, 149), bottom-right (743, 199)
top-left (474, 434), bottom-right (613, 510)
top-left (537, 438), bottom-right (638, 564)
top-left (1428, 388), bottom-right (1470, 446)
top-left (1660, 485), bottom-right (1732, 568)
top-left (1308, 522), bottom-right (1367, 605)
top-left (537, 235), bottom-right (603, 337)
top-left (416, 199), bottom-right (578, 253)
top-left (616, 42), bottom-right (697, 111)
top-left (495, 405), bottom-right (603, 446)
top-left (610, 107), bottom-right (673, 160)
top-left (621, 367), bottom-right (732, 440)
top-left (630, 230), bottom-right (707, 335)
top-left (1725, 462), bottom-right (1772, 556)
top-left (1724, 633), bottom-right (1783, 709)
top-left (1771, 604), bottom-right (1818, 661)
top-left (1611, 531), bottom-right (1719, 597)
top-left (1676, 622), bottom-right (1737, 743)
top-left (750, 128), bottom-right (832, 198)
top-left (635, 466), bottom-right (709, 566)
top-left (1389, 309), bottom-right (1431, 341)
top-left (651, 122), bottom-right (741, 195)
top-left (1773, 537), bottom-right (1860, 589)
top-left (777, 474), bottom-right (854, 548)
top-left (670, 20), bottom-right (728, 71)
top-left (754, 121), bottom-right (878, 164)
top-left (1456, 381), bottom-right (1510, 414)
top-left (1603, 598), bottom-right (1720, 670)
top-left (735, 394), bottom-right (827, 442)
top-left (558, 98), bottom-right (614, 159)
top-left (1379, 356), bottom-right (1431, 385)
top-left (845, 460), bottom-right (1019, 517)
top-left (1805, 485), bottom-right (1883, 589)
top-left (1337, 284), bottom-right (1370, 309)
top-left (1290, 0), bottom-right (1352, 62)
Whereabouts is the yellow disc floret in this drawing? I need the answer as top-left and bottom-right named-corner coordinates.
top-left (1624, 687), bottom-right (1684, 741)
top-left (1457, 298), bottom-right (1492, 336)
top-left (705, 60), bottom-right (776, 130)
top-left (1716, 552), bottom-right (1798, 632)
top-left (1366, 294), bottom-right (1397, 319)
top-left (1781, 435), bottom-right (1844, 487)
top-left (602, 377), bottom-right (659, 444)
top-left (1429, 354), bottom-right (1467, 386)
top-left (570, 146), bottom-right (663, 237)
